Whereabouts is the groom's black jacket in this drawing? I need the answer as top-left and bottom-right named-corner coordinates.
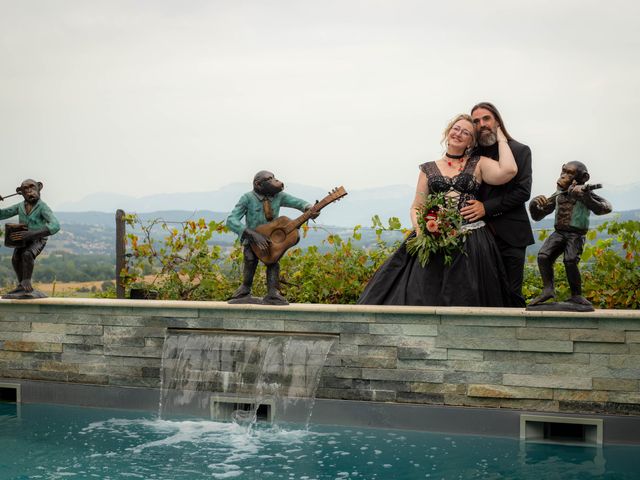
top-left (476, 139), bottom-right (535, 248)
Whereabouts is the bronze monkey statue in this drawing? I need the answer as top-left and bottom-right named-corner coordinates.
top-left (528, 162), bottom-right (611, 311)
top-left (1, 179), bottom-right (60, 299)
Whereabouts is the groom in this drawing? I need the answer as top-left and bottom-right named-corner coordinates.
top-left (460, 102), bottom-right (534, 307)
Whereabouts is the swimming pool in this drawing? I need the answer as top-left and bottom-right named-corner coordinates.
top-left (1, 403), bottom-right (637, 479)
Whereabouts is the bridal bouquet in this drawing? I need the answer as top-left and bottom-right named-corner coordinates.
top-left (406, 192), bottom-right (468, 267)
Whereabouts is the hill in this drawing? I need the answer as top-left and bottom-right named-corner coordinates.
top-left (56, 183), bottom-right (416, 228)
top-left (56, 181), bottom-right (640, 227)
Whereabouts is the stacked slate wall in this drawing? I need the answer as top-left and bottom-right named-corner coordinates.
top-left (0, 299), bottom-right (639, 416)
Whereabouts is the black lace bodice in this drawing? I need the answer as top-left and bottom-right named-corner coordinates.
top-left (419, 156), bottom-right (481, 211)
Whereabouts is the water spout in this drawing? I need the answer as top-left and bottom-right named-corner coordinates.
top-left (159, 330), bottom-right (336, 430)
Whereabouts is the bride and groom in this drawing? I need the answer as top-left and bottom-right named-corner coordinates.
top-left (358, 102), bottom-right (534, 308)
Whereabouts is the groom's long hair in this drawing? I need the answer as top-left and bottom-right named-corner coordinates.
top-left (471, 102), bottom-right (514, 142)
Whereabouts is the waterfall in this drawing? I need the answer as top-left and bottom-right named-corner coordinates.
top-left (159, 331), bottom-right (335, 428)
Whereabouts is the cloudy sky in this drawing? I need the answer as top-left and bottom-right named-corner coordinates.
top-left (1, 0), bottom-right (639, 210)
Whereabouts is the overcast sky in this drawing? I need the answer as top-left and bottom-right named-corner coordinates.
top-left (1, 0), bottom-right (639, 210)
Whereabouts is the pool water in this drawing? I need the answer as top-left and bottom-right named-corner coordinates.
top-left (0, 403), bottom-right (637, 479)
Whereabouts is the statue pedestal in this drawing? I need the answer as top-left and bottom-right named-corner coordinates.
top-left (228, 295), bottom-right (289, 306)
top-left (526, 301), bottom-right (594, 313)
top-left (2, 289), bottom-right (47, 300)
top-left (228, 296), bottom-right (267, 305)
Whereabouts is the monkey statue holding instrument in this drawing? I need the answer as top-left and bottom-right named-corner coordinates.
top-left (527, 161), bottom-right (611, 311)
top-left (226, 170), bottom-right (346, 305)
top-left (0, 179), bottom-right (60, 299)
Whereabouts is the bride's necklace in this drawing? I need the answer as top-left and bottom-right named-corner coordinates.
top-left (444, 152), bottom-right (467, 172)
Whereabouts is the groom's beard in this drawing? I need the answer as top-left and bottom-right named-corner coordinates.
top-left (478, 128), bottom-right (497, 147)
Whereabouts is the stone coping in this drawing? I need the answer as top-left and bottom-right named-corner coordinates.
top-left (0, 297), bottom-right (638, 318)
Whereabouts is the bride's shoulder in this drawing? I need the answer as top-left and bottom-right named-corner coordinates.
top-left (419, 159), bottom-right (443, 174)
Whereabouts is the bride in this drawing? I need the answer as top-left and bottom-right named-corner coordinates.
top-left (358, 114), bottom-right (518, 306)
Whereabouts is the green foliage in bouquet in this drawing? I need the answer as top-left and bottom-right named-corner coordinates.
top-left (406, 192), bottom-right (468, 267)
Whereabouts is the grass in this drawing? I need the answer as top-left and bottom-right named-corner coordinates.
top-left (0, 279), bottom-right (113, 298)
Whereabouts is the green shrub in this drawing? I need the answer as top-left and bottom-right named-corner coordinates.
top-left (122, 215), bottom-right (237, 300)
top-left (123, 214), bottom-right (638, 308)
top-left (581, 220), bottom-right (640, 309)
top-left (524, 220), bottom-right (639, 309)
top-left (279, 220), bottom-right (404, 304)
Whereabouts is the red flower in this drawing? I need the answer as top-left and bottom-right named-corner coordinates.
top-left (426, 219), bottom-right (440, 234)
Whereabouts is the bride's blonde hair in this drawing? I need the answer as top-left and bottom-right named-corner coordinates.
top-left (441, 114), bottom-right (476, 150)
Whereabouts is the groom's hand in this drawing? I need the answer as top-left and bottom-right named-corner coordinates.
top-left (460, 200), bottom-right (485, 222)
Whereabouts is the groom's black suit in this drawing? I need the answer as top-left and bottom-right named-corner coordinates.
top-left (476, 139), bottom-right (535, 307)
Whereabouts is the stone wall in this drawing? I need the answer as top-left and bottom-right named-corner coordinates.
top-left (1, 298), bottom-right (639, 416)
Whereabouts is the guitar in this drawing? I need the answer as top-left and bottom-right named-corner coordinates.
top-left (251, 186), bottom-right (348, 265)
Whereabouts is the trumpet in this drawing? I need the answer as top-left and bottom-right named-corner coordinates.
top-left (0, 191), bottom-right (20, 202)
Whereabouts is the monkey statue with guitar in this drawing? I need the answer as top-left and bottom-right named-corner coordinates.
top-left (226, 170), bottom-right (347, 305)
top-left (527, 161), bottom-right (611, 311)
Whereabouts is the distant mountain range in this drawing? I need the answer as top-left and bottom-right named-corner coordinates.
top-left (56, 181), bottom-right (640, 228)
top-left (56, 183), bottom-right (417, 228)
top-left (2, 207), bottom-right (638, 258)
top-left (1, 182), bottom-right (637, 257)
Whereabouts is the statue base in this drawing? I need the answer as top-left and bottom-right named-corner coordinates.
top-left (227, 295), bottom-right (289, 306)
top-left (526, 301), bottom-right (595, 312)
top-left (2, 289), bottom-right (48, 300)
top-left (228, 295), bottom-right (264, 305)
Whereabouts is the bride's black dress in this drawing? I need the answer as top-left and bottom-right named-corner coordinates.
top-left (358, 156), bottom-right (513, 307)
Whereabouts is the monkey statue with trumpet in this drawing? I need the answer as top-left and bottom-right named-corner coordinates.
top-left (527, 161), bottom-right (611, 311)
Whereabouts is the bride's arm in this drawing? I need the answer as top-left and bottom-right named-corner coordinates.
top-left (478, 127), bottom-right (518, 185)
top-left (410, 171), bottom-right (428, 234)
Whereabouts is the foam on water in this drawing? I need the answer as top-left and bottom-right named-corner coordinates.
top-left (80, 416), bottom-right (317, 459)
